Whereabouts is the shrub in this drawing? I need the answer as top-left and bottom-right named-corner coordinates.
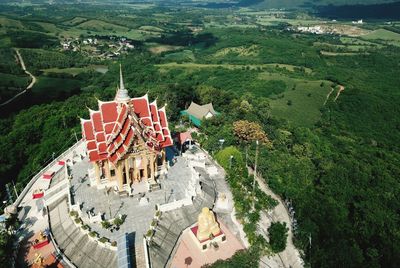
top-left (111, 241), bottom-right (117, 247)
top-left (268, 222), bottom-right (289, 253)
top-left (99, 237), bottom-right (109, 243)
top-left (69, 211), bottom-right (78, 217)
top-left (74, 218), bottom-right (83, 224)
top-left (81, 224), bottom-right (90, 230)
top-left (113, 217), bottom-right (123, 226)
top-left (89, 231), bottom-right (98, 238)
top-left (146, 230), bottom-right (153, 237)
top-left (101, 220), bottom-right (111, 229)
top-left (151, 220), bottom-right (157, 227)
top-left (215, 146), bottom-right (244, 170)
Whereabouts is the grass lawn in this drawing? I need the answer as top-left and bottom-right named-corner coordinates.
top-left (320, 51), bottom-right (363, 56)
top-left (0, 16), bottom-right (25, 29)
top-left (361, 29), bottom-right (400, 46)
top-left (62, 17), bottom-right (89, 26)
top-left (265, 75), bottom-right (333, 127)
top-left (163, 50), bottom-right (195, 62)
top-left (76, 19), bottom-right (130, 32)
top-left (41, 65), bottom-right (108, 76)
top-left (34, 22), bottom-right (63, 35)
top-left (139, 25), bottom-right (164, 32)
top-left (156, 62), bottom-right (312, 74)
top-left (147, 43), bottom-right (183, 54)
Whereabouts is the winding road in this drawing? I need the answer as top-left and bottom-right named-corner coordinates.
top-left (323, 84), bottom-right (345, 106)
top-left (248, 167), bottom-right (303, 268)
top-left (323, 87), bottom-right (335, 106)
top-left (0, 49), bottom-right (37, 107)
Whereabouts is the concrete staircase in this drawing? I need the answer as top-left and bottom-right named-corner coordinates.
top-left (148, 167), bottom-right (216, 268)
top-left (48, 198), bottom-right (118, 268)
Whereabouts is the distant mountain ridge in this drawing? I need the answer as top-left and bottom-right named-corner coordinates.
top-left (1, 0), bottom-right (400, 12)
top-left (249, 0), bottom-right (399, 9)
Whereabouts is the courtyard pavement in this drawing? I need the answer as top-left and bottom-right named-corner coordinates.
top-left (69, 155), bottom-right (197, 245)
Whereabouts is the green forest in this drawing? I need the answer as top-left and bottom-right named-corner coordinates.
top-left (0, 2), bottom-right (399, 267)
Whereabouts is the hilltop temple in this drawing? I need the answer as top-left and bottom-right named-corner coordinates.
top-left (80, 66), bottom-right (173, 193)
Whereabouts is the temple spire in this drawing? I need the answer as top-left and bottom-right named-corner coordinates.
top-left (119, 64), bottom-right (125, 90)
top-left (115, 64), bottom-right (130, 102)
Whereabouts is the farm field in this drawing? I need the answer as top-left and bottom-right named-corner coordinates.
top-left (361, 28), bottom-right (400, 46)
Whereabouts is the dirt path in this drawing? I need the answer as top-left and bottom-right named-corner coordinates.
top-left (248, 167), bottom-right (303, 268)
top-left (334, 85), bottom-right (345, 102)
top-left (323, 87), bottom-right (335, 106)
top-left (0, 49), bottom-right (37, 107)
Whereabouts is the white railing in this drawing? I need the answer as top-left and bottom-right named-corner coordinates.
top-left (158, 198), bottom-right (193, 212)
top-left (44, 188), bottom-right (69, 207)
top-left (14, 140), bottom-right (84, 207)
top-left (143, 238), bottom-right (151, 268)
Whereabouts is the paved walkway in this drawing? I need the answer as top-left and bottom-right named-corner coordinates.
top-left (248, 168), bottom-right (303, 268)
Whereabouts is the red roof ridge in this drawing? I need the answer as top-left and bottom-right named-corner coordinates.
top-left (106, 103), bottom-right (129, 145)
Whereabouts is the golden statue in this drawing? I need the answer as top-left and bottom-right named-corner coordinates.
top-left (197, 207), bottom-right (220, 241)
top-left (34, 253), bottom-right (44, 268)
top-left (38, 231), bottom-right (47, 241)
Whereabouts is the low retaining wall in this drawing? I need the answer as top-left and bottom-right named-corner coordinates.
top-left (158, 198), bottom-right (193, 212)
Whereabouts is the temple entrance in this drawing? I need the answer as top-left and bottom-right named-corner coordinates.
top-left (157, 154), bottom-right (163, 166)
top-left (129, 168), bottom-right (134, 183)
top-left (122, 168), bottom-right (127, 184)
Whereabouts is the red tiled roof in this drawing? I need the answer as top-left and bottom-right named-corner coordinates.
top-left (104, 123), bottom-right (115, 134)
top-left (178, 132), bottom-right (192, 145)
top-left (82, 120), bottom-right (94, 140)
top-left (96, 133), bottom-right (105, 143)
top-left (87, 141), bottom-right (97, 151)
top-left (100, 101), bottom-right (118, 123)
top-left (158, 106), bottom-right (173, 148)
top-left (91, 111), bottom-right (103, 133)
top-left (81, 94), bottom-right (173, 163)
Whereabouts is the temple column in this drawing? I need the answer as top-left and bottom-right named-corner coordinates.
top-left (133, 156), bottom-right (139, 181)
top-left (104, 160), bottom-right (111, 180)
top-left (150, 154), bottom-right (155, 182)
top-left (162, 150), bottom-right (167, 170)
top-left (94, 162), bottom-right (101, 185)
top-left (142, 153), bottom-right (148, 179)
top-left (116, 162), bottom-right (124, 191)
top-left (125, 158), bottom-right (131, 186)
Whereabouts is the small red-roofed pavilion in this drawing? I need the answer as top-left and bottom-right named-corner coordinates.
top-left (80, 65), bottom-right (173, 192)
